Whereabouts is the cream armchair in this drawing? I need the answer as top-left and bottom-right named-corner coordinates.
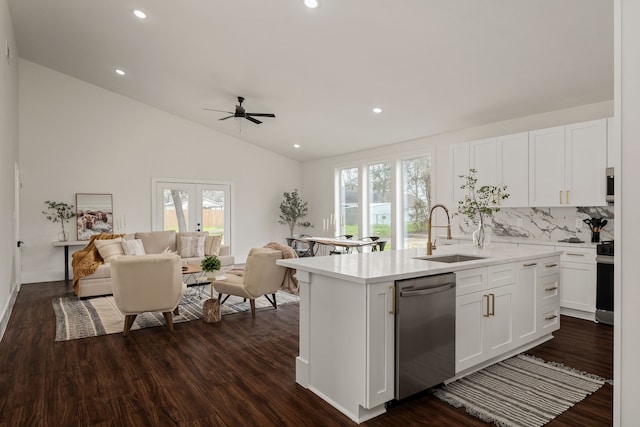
top-left (111, 254), bottom-right (186, 336)
top-left (214, 247), bottom-right (287, 318)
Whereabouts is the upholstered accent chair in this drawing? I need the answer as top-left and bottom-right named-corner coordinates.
top-left (111, 254), bottom-right (186, 336)
top-left (213, 247), bottom-right (287, 318)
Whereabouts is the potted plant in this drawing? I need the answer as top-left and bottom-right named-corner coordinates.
top-left (201, 255), bottom-right (221, 279)
top-left (42, 200), bottom-right (76, 241)
top-left (455, 169), bottom-right (509, 249)
top-left (278, 189), bottom-right (313, 238)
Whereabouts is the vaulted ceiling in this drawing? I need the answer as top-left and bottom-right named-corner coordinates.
top-left (8, 0), bottom-right (613, 161)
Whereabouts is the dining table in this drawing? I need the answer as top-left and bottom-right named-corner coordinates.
top-left (297, 236), bottom-right (383, 255)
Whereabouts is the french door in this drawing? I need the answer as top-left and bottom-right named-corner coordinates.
top-left (152, 179), bottom-right (231, 243)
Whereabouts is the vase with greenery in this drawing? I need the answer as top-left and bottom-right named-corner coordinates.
top-left (42, 200), bottom-right (76, 241)
top-left (201, 255), bottom-right (221, 279)
top-left (455, 169), bottom-right (509, 249)
top-left (278, 189), bottom-right (313, 238)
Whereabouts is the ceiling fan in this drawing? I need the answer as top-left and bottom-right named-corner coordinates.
top-left (203, 96), bottom-right (276, 124)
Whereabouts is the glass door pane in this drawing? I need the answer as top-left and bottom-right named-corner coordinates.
top-left (199, 186), bottom-right (229, 243)
top-left (402, 156), bottom-right (432, 249)
top-left (368, 162), bottom-right (391, 248)
top-left (339, 167), bottom-right (359, 237)
top-left (157, 184), bottom-right (194, 232)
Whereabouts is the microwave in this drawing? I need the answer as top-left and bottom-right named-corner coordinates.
top-left (606, 167), bottom-right (614, 204)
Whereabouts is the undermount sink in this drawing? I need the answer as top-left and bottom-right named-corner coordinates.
top-left (414, 254), bottom-right (487, 263)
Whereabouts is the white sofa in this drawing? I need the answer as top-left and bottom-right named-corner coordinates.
top-left (74, 230), bottom-right (234, 298)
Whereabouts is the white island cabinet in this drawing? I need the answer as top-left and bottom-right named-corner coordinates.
top-left (278, 245), bottom-right (561, 424)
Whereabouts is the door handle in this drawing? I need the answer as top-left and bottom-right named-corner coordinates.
top-left (489, 293), bottom-right (495, 316)
top-left (17, 241), bottom-right (24, 248)
top-left (483, 295), bottom-right (490, 317)
top-left (389, 286), bottom-right (395, 315)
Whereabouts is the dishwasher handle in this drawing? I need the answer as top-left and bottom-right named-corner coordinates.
top-left (400, 282), bottom-right (455, 297)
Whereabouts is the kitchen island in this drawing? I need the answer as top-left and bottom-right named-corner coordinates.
top-left (277, 244), bottom-right (562, 424)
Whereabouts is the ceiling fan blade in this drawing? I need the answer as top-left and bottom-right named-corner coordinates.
top-left (246, 113), bottom-right (276, 118)
top-left (203, 108), bottom-right (234, 114)
top-left (219, 115), bottom-right (235, 121)
top-left (245, 115), bottom-right (262, 124)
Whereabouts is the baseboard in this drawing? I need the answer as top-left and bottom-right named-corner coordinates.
top-left (0, 283), bottom-right (19, 342)
top-left (560, 307), bottom-right (596, 322)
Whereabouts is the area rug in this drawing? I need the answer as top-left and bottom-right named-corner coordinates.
top-left (433, 354), bottom-right (609, 427)
top-left (52, 287), bottom-right (299, 342)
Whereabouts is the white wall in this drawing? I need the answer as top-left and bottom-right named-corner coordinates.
top-left (616, 1), bottom-right (639, 425)
top-left (301, 100), bottom-right (613, 240)
top-left (18, 59), bottom-right (302, 283)
top-left (0, 0), bottom-right (19, 338)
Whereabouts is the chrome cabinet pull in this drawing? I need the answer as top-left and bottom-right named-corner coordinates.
top-left (545, 314), bottom-right (558, 320)
top-left (523, 262), bottom-right (537, 267)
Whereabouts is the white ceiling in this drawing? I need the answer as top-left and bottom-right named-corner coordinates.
top-left (7, 0), bottom-right (613, 162)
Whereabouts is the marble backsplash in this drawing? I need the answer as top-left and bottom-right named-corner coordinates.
top-left (454, 206), bottom-right (614, 243)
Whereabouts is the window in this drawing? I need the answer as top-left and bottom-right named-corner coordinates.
top-left (402, 156), bottom-right (432, 249)
top-left (153, 180), bottom-right (231, 243)
top-left (368, 162), bottom-right (392, 244)
top-left (339, 167), bottom-right (359, 237)
top-left (335, 152), bottom-right (432, 250)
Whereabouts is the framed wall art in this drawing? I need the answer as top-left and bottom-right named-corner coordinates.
top-left (76, 193), bottom-right (113, 240)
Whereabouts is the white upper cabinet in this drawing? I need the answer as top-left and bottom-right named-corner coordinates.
top-left (529, 119), bottom-right (607, 207)
top-left (470, 132), bottom-right (528, 207)
top-left (450, 142), bottom-right (470, 208)
top-left (564, 119), bottom-right (607, 206)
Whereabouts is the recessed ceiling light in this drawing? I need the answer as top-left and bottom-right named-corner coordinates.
top-left (372, 107), bottom-right (382, 114)
top-left (115, 69), bottom-right (126, 76)
top-left (304, 0), bottom-right (318, 9)
top-left (133, 10), bottom-right (147, 19)
top-left (293, 144), bottom-right (301, 149)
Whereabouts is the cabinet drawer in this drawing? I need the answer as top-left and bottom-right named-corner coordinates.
top-left (538, 273), bottom-right (560, 305)
top-left (488, 263), bottom-right (516, 288)
top-left (539, 305), bottom-right (561, 335)
top-left (557, 246), bottom-right (596, 264)
top-left (538, 257), bottom-right (561, 277)
top-left (455, 268), bottom-right (488, 296)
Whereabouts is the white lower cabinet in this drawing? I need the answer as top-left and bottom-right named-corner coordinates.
top-left (455, 266), bottom-right (515, 373)
top-left (456, 256), bottom-right (561, 374)
top-left (366, 282), bottom-right (395, 408)
top-left (557, 246), bottom-right (596, 318)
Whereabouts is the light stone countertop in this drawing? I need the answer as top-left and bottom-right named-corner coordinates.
top-left (277, 243), bottom-right (562, 285)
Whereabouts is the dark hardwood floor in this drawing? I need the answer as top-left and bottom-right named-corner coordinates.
top-left (0, 281), bottom-right (613, 426)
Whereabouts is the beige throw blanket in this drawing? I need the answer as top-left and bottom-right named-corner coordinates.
top-left (71, 233), bottom-right (124, 295)
top-left (264, 242), bottom-right (299, 294)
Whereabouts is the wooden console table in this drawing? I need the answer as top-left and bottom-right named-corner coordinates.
top-left (52, 240), bottom-right (86, 282)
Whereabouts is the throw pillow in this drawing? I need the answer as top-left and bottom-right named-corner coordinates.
top-left (205, 234), bottom-right (222, 256)
top-left (94, 238), bottom-right (124, 263)
top-left (121, 239), bottom-right (146, 256)
top-left (180, 236), bottom-right (205, 258)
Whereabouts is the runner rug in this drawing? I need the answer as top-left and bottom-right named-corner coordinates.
top-left (52, 287), bottom-right (299, 342)
top-left (433, 354), bottom-right (609, 427)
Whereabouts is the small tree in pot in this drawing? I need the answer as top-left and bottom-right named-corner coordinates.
top-left (201, 255), bottom-right (221, 279)
top-left (42, 200), bottom-right (76, 241)
top-left (278, 189), bottom-right (313, 238)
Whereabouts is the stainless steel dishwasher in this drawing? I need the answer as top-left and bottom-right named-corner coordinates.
top-left (395, 273), bottom-right (456, 400)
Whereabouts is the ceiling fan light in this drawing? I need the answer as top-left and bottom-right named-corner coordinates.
top-left (304, 0), bottom-right (319, 9)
